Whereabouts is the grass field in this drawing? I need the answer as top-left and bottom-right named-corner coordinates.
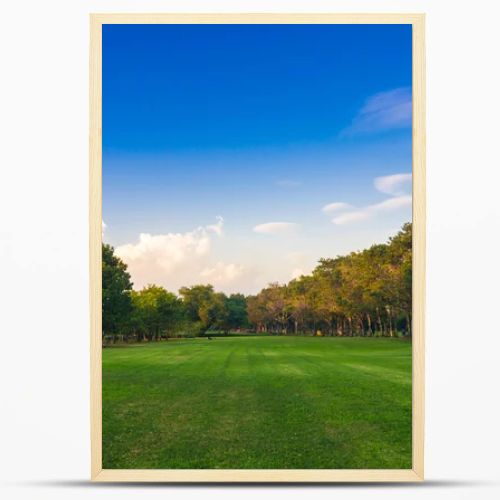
top-left (102, 336), bottom-right (412, 469)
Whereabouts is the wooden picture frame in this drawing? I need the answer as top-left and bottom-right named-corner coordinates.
top-left (90, 13), bottom-right (425, 482)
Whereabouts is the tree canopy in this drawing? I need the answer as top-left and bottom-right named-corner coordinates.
top-left (102, 243), bottom-right (133, 337)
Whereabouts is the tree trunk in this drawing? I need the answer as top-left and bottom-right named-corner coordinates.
top-left (337, 318), bottom-right (343, 336)
top-left (366, 313), bottom-right (373, 336)
top-left (376, 307), bottom-right (383, 335)
top-left (387, 308), bottom-right (393, 337)
top-left (406, 312), bottom-right (412, 336)
top-left (359, 317), bottom-right (365, 336)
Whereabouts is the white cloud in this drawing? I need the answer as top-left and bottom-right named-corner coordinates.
top-left (116, 229), bottom-right (210, 271)
top-left (102, 220), bottom-right (107, 237)
top-left (332, 195), bottom-right (412, 225)
top-left (114, 218), bottom-right (244, 293)
top-left (374, 173), bottom-right (412, 196)
top-left (372, 195), bottom-right (412, 212)
top-left (253, 222), bottom-right (299, 234)
top-left (332, 211), bottom-right (372, 225)
top-left (326, 170), bottom-right (412, 226)
top-left (200, 262), bottom-right (245, 285)
top-left (321, 202), bottom-right (352, 214)
top-left (342, 87), bottom-right (412, 135)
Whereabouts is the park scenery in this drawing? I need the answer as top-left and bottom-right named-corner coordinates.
top-left (102, 24), bottom-right (413, 469)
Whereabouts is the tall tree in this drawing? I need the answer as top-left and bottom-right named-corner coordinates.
top-left (102, 244), bottom-right (133, 339)
top-left (247, 294), bottom-right (270, 333)
top-left (386, 223), bottom-right (412, 334)
top-left (265, 283), bottom-right (292, 334)
top-left (224, 293), bottom-right (249, 331)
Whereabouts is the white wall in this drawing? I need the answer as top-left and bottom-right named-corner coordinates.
top-left (1, 1), bottom-right (499, 499)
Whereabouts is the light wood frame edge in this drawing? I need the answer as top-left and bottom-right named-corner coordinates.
top-left (90, 13), bottom-right (103, 481)
top-left (411, 14), bottom-right (426, 482)
top-left (90, 12), bottom-right (425, 483)
top-left (92, 469), bottom-right (421, 482)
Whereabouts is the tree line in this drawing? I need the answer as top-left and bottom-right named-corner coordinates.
top-left (103, 222), bottom-right (411, 342)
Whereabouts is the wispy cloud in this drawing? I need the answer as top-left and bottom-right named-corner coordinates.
top-left (253, 222), bottom-right (299, 235)
top-left (332, 195), bottom-right (412, 225)
top-left (374, 173), bottom-right (412, 196)
top-left (332, 211), bottom-right (372, 225)
top-left (372, 195), bottom-right (412, 212)
top-left (321, 202), bottom-right (352, 214)
top-left (342, 87), bottom-right (412, 136)
top-left (326, 172), bottom-right (412, 226)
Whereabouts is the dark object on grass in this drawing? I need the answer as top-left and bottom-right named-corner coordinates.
top-left (207, 336), bottom-right (213, 340)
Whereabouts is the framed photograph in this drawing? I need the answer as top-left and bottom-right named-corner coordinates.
top-left (90, 13), bottom-right (425, 482)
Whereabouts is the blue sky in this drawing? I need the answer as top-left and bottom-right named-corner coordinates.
top-left (103, 24), bottom-right (412, 294)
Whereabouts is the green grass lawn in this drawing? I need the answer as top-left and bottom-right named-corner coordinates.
top-left (103, 336), bottom-right (412, 469)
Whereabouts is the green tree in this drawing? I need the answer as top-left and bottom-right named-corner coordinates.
top-left (247, 294), bottom-right (270, 333)
top-left (386, 223), bottom-right (412, 334)
top-left (102, 223), bottom-right (413, 341)
top-left (179, 284), bottom-right (227, 335)
top-left (102, 244), bottom-right (133, 340)
top-left (224, 293), bottom-right (249, 331)
top-left (265, 283), bottom-right (292, 334)
top-left (131, 285), bottom-right (185, 340)
top-left (288, 276), bottom-right (316, 335)
top-left (246, 223), bottom-right (412, 337)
